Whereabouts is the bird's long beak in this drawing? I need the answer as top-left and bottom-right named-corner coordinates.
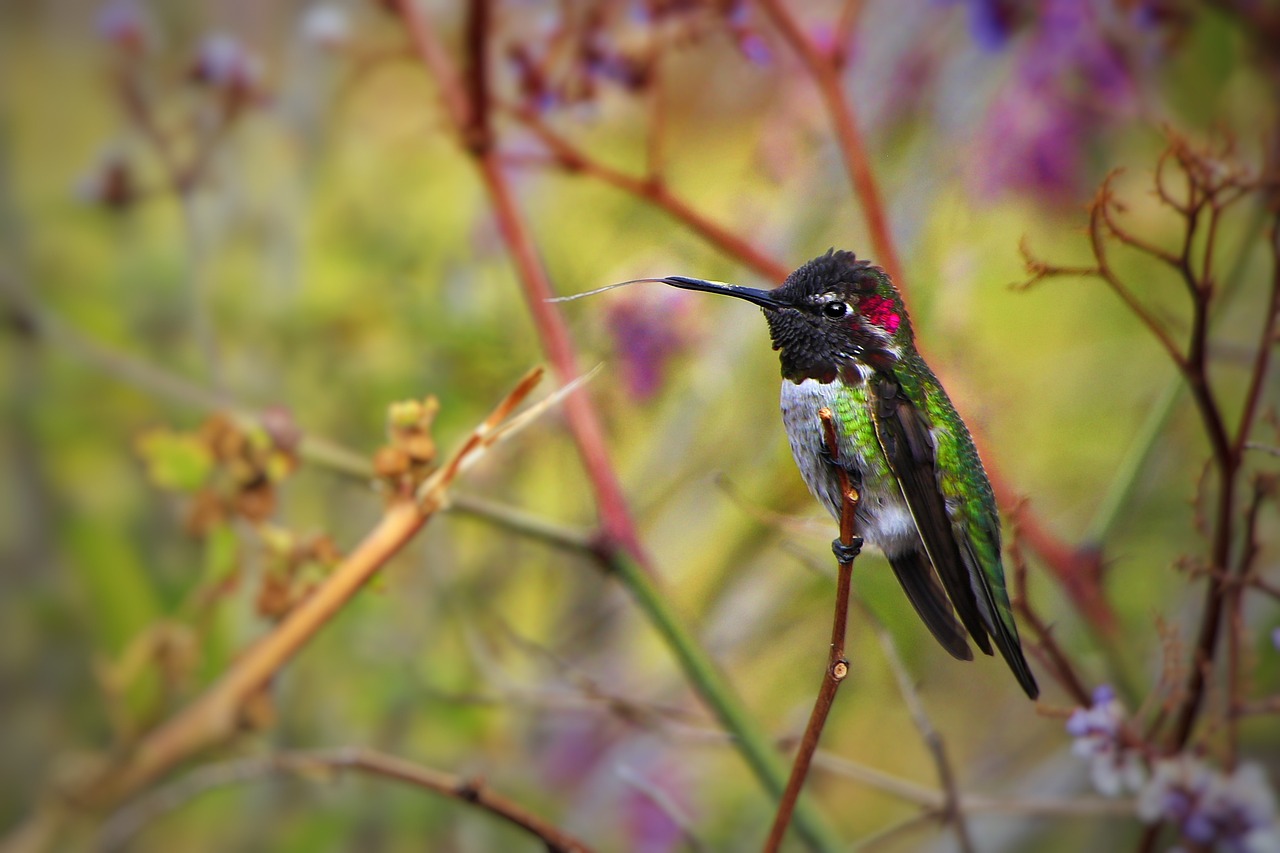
top-left (657, 276), bottom-right (783, 310)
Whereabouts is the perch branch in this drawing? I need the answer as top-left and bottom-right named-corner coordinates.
top-left (763, 408), bottom-right (859, 852)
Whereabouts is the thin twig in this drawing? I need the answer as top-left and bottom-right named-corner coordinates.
top-left (763, 408), bottom-right (859, 852)
top-left (99, 748), bottom-right (593, 852)
top-left (853, 594), bottom-right (975, 853)
top-left (1231, 218), bottom-right (1280, 462)
top-left (1226, 477), bottom-right (1274, 767)
top-left (411, 0), bottom-right (645, 559)
top-left (1087, 176), bottom-right (1187, 369)
top-left (1163, 207), bottom-right (1270, 755)
top-left (506, 102), bottom-right (791, 282)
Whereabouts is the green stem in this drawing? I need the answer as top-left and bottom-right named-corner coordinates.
top-left (1086, 377), bottom-right (1183, 545)
top-left (606, 552), bottom-right (843, 852)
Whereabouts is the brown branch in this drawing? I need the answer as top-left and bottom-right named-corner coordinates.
top-left (1226, 476), bottom-right (1274, 765)
top-left (462, 0), bottom-right (492, 152)
top-left (506, 102), bottom-right (792, 282)
top-left (1165, 316), bottom-right (1244, 751)
top-left (99, 748), bottom-right (593, 853)
top-left (1089, 177), bottom-right (1188, 368)
top-left (754, 0), bottom-right (906, 292)
top-left (66, 368), bottom-right (552, 811)
top-left (764, 408), bottom-right (859, 852)
top-left (853, 595), bottom-right (975, 853)
top-left (395, 0), bottom-right (645, 559)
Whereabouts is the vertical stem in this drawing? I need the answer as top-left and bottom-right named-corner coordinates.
top-left (607, 552), bottom-right (843, 853)
top-left (764, 409), bottom-right (859, 852)
top-left (475, 155), bottom-right (643, 558)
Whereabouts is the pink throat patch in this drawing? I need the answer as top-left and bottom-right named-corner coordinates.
top-left (859, 295), bottom-right (901, 334)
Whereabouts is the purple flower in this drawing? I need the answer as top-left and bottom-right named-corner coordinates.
top-left (969, 0), bottom-right (1139, 204)
top-left (604, 290), bottom-right (693, 402)
top-left (190, 32), bottom-right (265, 105)
top-left (949, 0), bottom-right (1027, 51)
top-left (97, 0), bottom-right (153, 54)
top-left (299, 4), bottom-right (349, 51)
top-left (736, 31), bottom-right (772, 66)
top-left (1066, 684), bottom-right (1145, 796)
top-left (1138, 758), bottom-right (1279, 853)
top-left (620, 761), bottom-right (689, 853)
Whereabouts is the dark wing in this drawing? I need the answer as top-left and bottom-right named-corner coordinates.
top-left (869, 375), bottom-right (994, 656)
top-left (953, 519), bottom-right (1041, 697)
top-left (886, 549), bottom-right (973, 661)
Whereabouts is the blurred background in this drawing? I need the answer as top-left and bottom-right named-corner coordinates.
top-left (1, 0), bottom-right (1277, 850)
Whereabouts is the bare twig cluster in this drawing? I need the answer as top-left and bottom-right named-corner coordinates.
top-left (1021, 129), bottom-right (1280, 851)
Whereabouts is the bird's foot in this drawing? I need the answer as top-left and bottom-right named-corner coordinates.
top-left (831, 537), bottom-right (863, 564)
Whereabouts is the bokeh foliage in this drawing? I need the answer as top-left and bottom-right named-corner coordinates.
top-left (1, 1), bottom-right (1277, 851)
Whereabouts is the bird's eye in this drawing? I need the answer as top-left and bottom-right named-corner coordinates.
top-left (822, 301), bottom-right (848, 319)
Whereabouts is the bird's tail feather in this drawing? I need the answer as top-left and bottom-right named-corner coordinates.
top-left (888, 550), bottom-right (973, 662)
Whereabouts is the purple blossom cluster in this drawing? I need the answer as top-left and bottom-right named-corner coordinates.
top-left (968, 0), bottom-right (1146, 204)
top-left (503, 0), bottom-right (774, 116)
top-left (82, 1), bottom-right (281, 209)
top-left (537, 715), bottom-right (689, 852)
top-left (1067, 686), bottom-right (1280, 852)
top-left (1138, 758), bottom-right (1280, 853)
top-left (1065, 684), bottom-right (1145, 796)
top-left (604, 290), bottom-right (694, 402)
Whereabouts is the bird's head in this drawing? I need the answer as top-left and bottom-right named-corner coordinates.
top-left (662, 249), bottom-right (911, 384)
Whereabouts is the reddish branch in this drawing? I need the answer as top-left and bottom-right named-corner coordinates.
top-left (505, 103), bottom-right (792, 282)
top-left (763, 408), bottom-right (859, 852)
top-left (754, 0), bottom-right (906, 292)
top-left (394, 0), bottom-right (645, 559)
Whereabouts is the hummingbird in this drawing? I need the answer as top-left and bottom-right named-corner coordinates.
top-left (655, 249), bottom-right (1039, 699)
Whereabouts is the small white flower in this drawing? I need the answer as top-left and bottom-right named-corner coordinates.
top-left (300, 4), bottom-right (349, 50)
top-left (1066, 685), bottom-right (1146, 796)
